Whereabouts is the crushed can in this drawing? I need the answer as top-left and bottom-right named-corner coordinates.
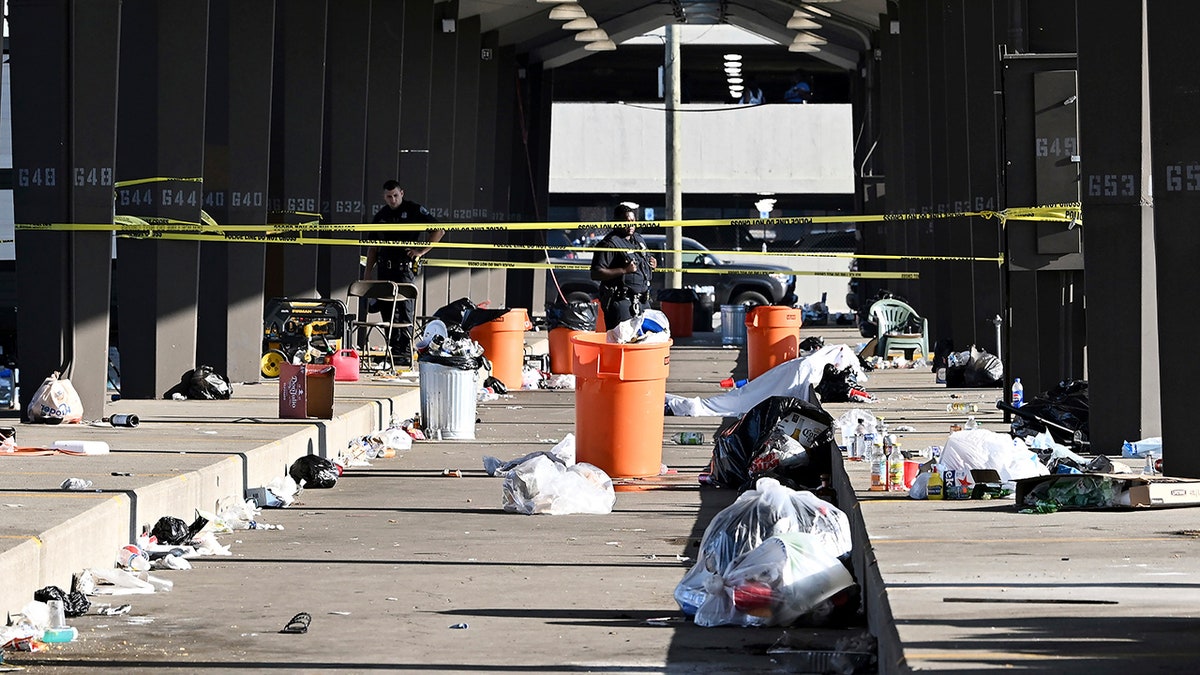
top-left (673, 432), bottom-right (706, 445)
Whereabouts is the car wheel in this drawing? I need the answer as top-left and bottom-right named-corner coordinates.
top-left (565, 290), bottom-right (594, 304)
top-left (731, 290), bottom-right (770, 307)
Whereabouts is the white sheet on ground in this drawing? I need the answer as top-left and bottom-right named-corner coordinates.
top-left (665, 345), bottom-right (864, 417)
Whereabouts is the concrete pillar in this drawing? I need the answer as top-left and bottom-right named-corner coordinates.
top-left (1147, 3), bottom-right (1200, 476)
top-left (266, 0), bottom-right (327, 299)
top-left (114, 0), bottom-right (209, 399)
top-left (198, 0), bottom-right (274, 383)
top-left (1078, 1), bottom-right (1156, 454)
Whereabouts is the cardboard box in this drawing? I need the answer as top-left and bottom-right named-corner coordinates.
top-left (1015, 472), bottom-right (1200, 510)
top-left (279, 363), bottom-right (335, 419)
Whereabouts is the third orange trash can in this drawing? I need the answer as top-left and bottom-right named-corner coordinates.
top-left (744, 306), bottom-right (802, 380)
top-left (571, 332), bottom-right (672, 481)
top-left (470, 308), bottom-right (529, 390)
top-left (548, 327), bottom-right (580, 374)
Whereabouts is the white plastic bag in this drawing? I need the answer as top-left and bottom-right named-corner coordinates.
top-left (939, 429), bottom-right (1047, 489)
top-left (501, 454), bottom-right (615, 515)
top-left (908, 471), bottom-right (931, 500)
top-left (27, 371), bottom-right (84, 424)
top-left (693, 532), bottom-right (855, 627)
top-left (483, 433), bottom-right (576, 476)
top-left (1122, 436), bottom-right (1162, 459)
top-left (674, 477), bottom-right (852, 616)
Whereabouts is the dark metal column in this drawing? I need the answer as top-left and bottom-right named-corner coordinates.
top-left (399, 1), bottom-right (435, 313)
top-left (449, 14), bottom-right (481, 306)
top-left (470, 31), bottom-right (503, 305)
top-left (424, 1), bottom-right (459, 312)
top-left (9, 0), bottom-right (71, 417)
top-left (319, 0), bottom-right (371, 304)
top-left (1147, 3), bottom-right (1200, 476)
top-left (198, 0), bottom-right (274, 382)
top-left (67, 1), bottom-right (120, 415)
top-left (114, 0), bottom-right (210, 399)
top-left (1078, 1), bottom-right (1154, 454)
top-left (266, 0), bottom-right (327, 299)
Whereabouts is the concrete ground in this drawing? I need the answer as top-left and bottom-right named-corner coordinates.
top-left (2, 326), bottom-right (1198, 674)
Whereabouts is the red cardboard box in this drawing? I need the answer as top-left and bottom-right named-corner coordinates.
top-left (279, 363), bottom-right (335, 419)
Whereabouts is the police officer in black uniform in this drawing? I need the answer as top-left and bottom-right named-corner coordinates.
top-left (363, 180), bottom-right (444, 363)
top-left (590, 203), bottom-right (657, 328)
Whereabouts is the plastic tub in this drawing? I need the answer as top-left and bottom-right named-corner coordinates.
top-left (720, 304), bottom-right (747, 346)
top-left (548, 327), bottom-right (582, 374)
top-left (418, 360), bottom-right (479, 440)
top-left (571, 333), bottom-right (672, 482)
top-left (745, 306), bottom-right (802, 380)
top-left (469, 308), bottom-right (529, 390)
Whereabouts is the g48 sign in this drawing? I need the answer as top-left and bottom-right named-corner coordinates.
top-left (1164, 162), bottom-right (1200, 192)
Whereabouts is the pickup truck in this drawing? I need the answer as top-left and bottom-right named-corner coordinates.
top-left (545, 234), bottom-right (797, 307)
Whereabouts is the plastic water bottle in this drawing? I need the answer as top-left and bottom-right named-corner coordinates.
top-left (851, 418), bottom-right (867, 461)
top-left (1012, 378), bottom-right (1024, 408)
top-left (861, 424), bottom-right (876, 466)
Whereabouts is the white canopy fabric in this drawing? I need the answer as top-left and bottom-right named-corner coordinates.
top-left (665, 344), bottom-right (864, 417)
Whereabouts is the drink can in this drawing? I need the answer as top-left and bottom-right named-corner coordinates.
top-left (674, 432), bottom-right (705, 445)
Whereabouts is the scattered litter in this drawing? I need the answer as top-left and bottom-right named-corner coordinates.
top-left (4, 504), bottom-right (23, 508)
top-left (279, 612), bottom-right (311, 634)
top-left (606, 541), bottom-right (621, 546)
top-left (501, 454), bottom-right (615, 515)
top-left (441, 469), bottom-right (463, 478)
top-left (97, 604), bottom-right (132, 616)
top-left (328, 611), bottom-right (351, 616)
top-left (60, 477), bottom-right (94, 490)
top-left (449, 622), bottom-right (469, 629)
top-left (385, 597), bottom-right (398, 602)
top-left (126, 616), bottom-right (155, 624)
top-left (483, 434), bottom-right (576, 476)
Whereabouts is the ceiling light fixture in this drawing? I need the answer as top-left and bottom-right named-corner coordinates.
top-left (729, 85), bottom-right (745, 92)
top-left (792, 32), bottom-right (828, 45)
top-left (548, 4), bottom-right (587, 20)
top-left (584, 39), bottom-right (617, 51)
top-left (788, 43), bottom-right (821, 52)
top-left (787, 17), bottom-right (821, 29)
top-left (725, 67), bottom-right (741, 76)
top-left (575, 28), bottom-right (609, 42)
top-left (799, 3), bottom-right (832, 18)
top-left (727, 77), bottom-right (743, 84)
top-left (723, 53), bottom-right (742, 61)
top-left (562, 17), bottom-right (598, 30)
top-left (724, 59), bottom-right (742, 68)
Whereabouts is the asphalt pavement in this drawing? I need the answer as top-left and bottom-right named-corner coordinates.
top-left (2, 325), bottom-right (1198, 674)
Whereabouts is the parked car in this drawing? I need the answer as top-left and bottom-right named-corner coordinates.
top-left (545, 234), bottom-right (797, 307)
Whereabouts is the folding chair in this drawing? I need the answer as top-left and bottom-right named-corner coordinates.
top-left (347, 280), bottom-right (419, 373)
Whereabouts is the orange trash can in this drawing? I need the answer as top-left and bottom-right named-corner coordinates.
top-left (592, 298), bottom-right (606, 334)
top-left (744, 306), bottom-right (803, 380)
top-left (659, 302), bottom-right (693, 338)
top-left (470, 308), bottom-right (529, 390)
top-left (571, 332), bottom-right (672, 482)
top-left (548, 327), bottom-right (581, 374)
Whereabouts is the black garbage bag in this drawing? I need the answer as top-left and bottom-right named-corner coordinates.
top-left (162, 365), bottom-right (233, 400)
top-left (1010, 379), bottom-right (1089, 447)
top-left (658, 288), bottom-right (699, 304)
top-left (35, 582), bottom-right (91, 618)
top-left (708, 396), bottom-right (835, 493)
top-left (289, 454), bottom-right (339, 489)
top-left (151, 514), bottom-right (209, 545)
top-left (545, 300), bottom-right (597, 331)
top-left (483, 375), bottom-right (508, 395)
top-left (418, 350), bottom-right (487, 371)
top-left (814, 364), bottom-right (858, 403)
top-left (799, 336), bottom-right (826, 353)
top-left (944, 345), bottom-right (1003, 388)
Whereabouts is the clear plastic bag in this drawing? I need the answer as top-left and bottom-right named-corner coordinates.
top-left (674, 477), bottom-right (852, 616)
top-left (693, 532), bottom-right (855, 627)
top-left (501, 454), bottom-right (614, 515)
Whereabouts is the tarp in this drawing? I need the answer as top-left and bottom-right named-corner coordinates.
top-left (665, 344), bottom-right (864, 417)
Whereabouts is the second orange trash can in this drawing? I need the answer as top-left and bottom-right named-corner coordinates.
top-left (548, 327), bottom-right (581, 374)
top-left (470, 308), bottom-right (529, 390)
top-left (744, 306), bottom-right (802, 380)
top-left (571, 332), bottom-right (672, 481)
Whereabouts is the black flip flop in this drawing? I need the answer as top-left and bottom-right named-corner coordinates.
top-left (279, 612), bottom-right (311, 634)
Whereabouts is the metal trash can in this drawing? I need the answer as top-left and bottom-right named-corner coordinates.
top-left (720, 304), bottom-right (748, 346)
top-left (419, 361), bottom-right (479, 440)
